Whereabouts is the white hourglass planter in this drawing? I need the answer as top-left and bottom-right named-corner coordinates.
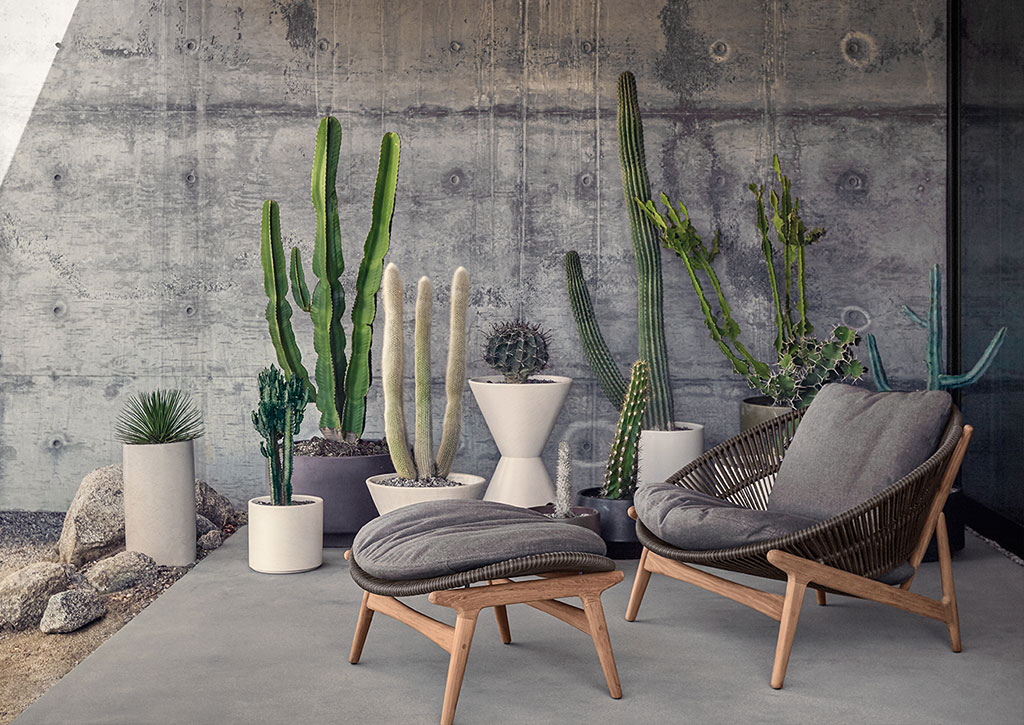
top-left (636, 422), bottom-right (705, 485)
top-left (123, 440), bottom-right (197, 566)
top-left (469, 375), bottom-right (572, 507)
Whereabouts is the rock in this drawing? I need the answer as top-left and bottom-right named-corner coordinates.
top-left (195, 514), bottom-right (218, 537)
top-left (85, 551), bottom-right (157, 593)
top-left (197, 530), bottom-right (222, 550)
top-left (39, 589), bottom-right (106, 633)
top-left (58, 465), bottom-right (125, 566)
top-left (195, 480), bottom-right (238, 528)
top-left (0, 562), bottom-right (73, 630)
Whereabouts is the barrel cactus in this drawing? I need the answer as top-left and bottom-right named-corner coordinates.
top-left (602, 361), bottom-right (651, 500)
top-left (484, 320), bottom-right (552, 383)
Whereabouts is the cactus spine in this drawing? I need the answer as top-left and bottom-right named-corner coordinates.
top-left (252, 366), bottom-right (307, 505)
top-left (602, 360), bottom-right (651, 500)
top-left (565, 71), bottom-right (674, 430)
top-left (866, 264), bottom-right (1006, 391)
top-left (381, 263), bottom-right (470, 481)
top-left (260, 118), bottom-right (400, 442)
top-left (553, 440), bottom-right (573, 518)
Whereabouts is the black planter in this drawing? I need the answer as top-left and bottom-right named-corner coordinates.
top-left (528, 504), bottom-right (601, 536)
top-left (291, 452), bottom-right (394, 547)
top-left (576, 488), bottom-right (641, 559)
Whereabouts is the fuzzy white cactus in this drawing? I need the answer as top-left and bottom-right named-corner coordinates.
top-left (553, 440), bottom-right (574, 518)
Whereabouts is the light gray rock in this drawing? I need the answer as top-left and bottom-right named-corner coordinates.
top-left (58, 465), bottom-right (125, 565)
top-left (195, 514), bottom-right (218, 537)
top-left (39, 589), bottom-right (106, 633)
top-left (0, 562), bottom-right (73, 630)
top-left (197, 530), bottom-right (222, 550)
top-left (85, 551), bottom-right (157, 593)
top-left (195, 480), bottom-right (238, 528)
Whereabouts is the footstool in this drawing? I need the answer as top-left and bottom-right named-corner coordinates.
top-left (346, 500), bottom-right (625, 725)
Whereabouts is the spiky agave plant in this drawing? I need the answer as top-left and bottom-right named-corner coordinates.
top-left (115, 390), bottom-right (205, 444)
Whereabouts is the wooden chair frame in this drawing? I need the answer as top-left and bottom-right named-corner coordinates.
top-left (625, 423), bottom-right (973, 689)
top-left (346, 552), bottom-right (624, 725)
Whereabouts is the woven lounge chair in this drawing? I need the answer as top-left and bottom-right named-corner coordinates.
top-left (624, 384), bottom-right (972, 689)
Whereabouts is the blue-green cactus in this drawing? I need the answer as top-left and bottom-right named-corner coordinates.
top-left (866, 264), bottom-right (1006, 391)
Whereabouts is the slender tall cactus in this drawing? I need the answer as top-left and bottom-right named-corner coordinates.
top-left (260, 118), bottom-right (401, 442)
top-left (867, 264), bottom-right (1006, 391)
top-left (565, 71), bottom-right (674, 431)
top-left (553, 440), bottom-right (574, 518)
top-left (381, 263), bottom-right (470, 481)
top-left (602, 360), bottom-right (651, 500)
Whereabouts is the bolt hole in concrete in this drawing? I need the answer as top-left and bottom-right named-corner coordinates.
top-left (840, 31), bottom-right (877, 68)
top-left (449, 40), bottom-right (462, 52)
top-left (447, 170), bottom-right (462, 187)
top-left (841, 305), bottom-right (871, 332)
top-left (185, 305), bottom-right (196, 317)
top-left (581, 40), bottom-right (594, 53)
top-left (185, 39), bottom-right (197, 52)
top-left (52, 301), bottom-right (66, 317)
top-left (49, 438), bottom-right (64, 450)
top-left (580, 173), bottom-right (593, 187)
top-left (838, 170), bottom-right (867, 193)
top-left (710, 40), bottom-right (729, 61)
top-left (318, 39), bottom-right (329, 51)
top-left (53, 173), bottom-right (62, 182)
top-left (186, 172), bottom-right (197, 184)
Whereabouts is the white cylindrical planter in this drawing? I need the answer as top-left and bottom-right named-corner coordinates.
top-left (123, 440), bottom-right (197, 567)
top-left (366, 473), bottom-right (487, 516)
top-left (469, 375), bottom-right (571, 507)
top-left (248, 495), bottom-right (324, 574)
top-left (637, 422), bottom-right (705, 485)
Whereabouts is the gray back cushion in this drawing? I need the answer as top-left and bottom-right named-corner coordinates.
top-left (768, 384), bottom-right (951, 520)
top-left (352, 500), bottom-right (606, 580)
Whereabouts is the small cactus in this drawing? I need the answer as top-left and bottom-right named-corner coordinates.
top-left (252, 366), bottom-right (307, 505)
top-left (484, 320), bottom-right (552, 383)
top-left (602, 361), bottom-right (651, 500)
top-left (552, 440), bottom-right (573, 518)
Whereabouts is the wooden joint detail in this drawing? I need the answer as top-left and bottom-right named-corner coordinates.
top-left (366, 593), bottom-right (456, 653)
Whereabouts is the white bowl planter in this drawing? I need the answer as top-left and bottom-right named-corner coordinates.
top-left (247, 494), bottom-right (324, 574)
top-left (637, 422), bottom-right (705, 486)
top-left (123, 440), bottom-right (197, 566)
top-left (366, 473), bottom-right (487, 515)
top-left (469, 375), bottom-right (571, 507)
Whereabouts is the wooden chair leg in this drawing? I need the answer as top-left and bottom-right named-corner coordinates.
top-left (936, 513), bottom-right (962, 653)
top-left (625, 547), bottom-right (652, 622)
top-left (581, 594), bottom-right (622, 699)
top-left (494, 605), bottom-right (512, 644)
top-left (349, 591), bottom-right (374, 664)
top-left (771, 575), bottom-right (809, 689)
top-left (815, 590), bottom-right (827, 606)
top-left (441, 610), bottom-right (480, 725)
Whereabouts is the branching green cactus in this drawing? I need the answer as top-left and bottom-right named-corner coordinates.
top-left (484, 320), bottom-right (551, 383)
top-left (381, 263), bottom-right (470, 481)
top-left (641, 156), bottom-right (864, 409)
top-left (260, 118), bottom-right (400, 442)
top-left (252, 366), bottom-right (307, 506)
top-left (602, 360), bottom-right (651, 500)
top-left (553, 440), bottom-right (573, 518)
top-left (867, 264), bottom-right (1006, 391)
top-left (565, 71), bottom-right (674, 430)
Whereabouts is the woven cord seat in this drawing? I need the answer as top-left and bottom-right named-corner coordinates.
top-left (625, 404), bottom-right (972, 690)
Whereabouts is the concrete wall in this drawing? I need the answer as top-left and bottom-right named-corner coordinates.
top-left (0, 0), bottom-right (947, 509)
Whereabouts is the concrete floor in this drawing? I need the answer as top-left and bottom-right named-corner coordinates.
top-left (16, 530), bottom-right (1024, 725)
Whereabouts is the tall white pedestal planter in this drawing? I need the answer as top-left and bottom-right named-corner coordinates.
top-left (123, 440), bottom-right (197, 566)
top-left (637, 422), bottom-right (705, 485)
top-left (469, 375), bottom-right (571, 507)
top-left (247, 495), bottom-right (324, 574)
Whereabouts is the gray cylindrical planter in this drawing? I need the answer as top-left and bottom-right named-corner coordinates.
top-left (576, 488), bottom-right (641, 559)
top-left (528, 504), bottom-right (601, 536)
top-left (290, 452), bottom-right (393, 546)
top-left (739, 396), bottom-right (793, 432)
top-left (123, 440), bottom-right (197, 566)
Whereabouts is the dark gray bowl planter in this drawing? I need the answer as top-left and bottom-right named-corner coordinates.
top-left (291, 452), bottom-right (394, 547)
top-left (576, 488), bottom-right (641, 559)
top-left (528, 504), bottom-right (601, 536)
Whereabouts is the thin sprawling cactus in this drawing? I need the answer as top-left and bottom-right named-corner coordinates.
top-left (381, 263), bottom-right (470, 481)
top-left (552, 440), bottom-right (574, 518)
top-left (565, 71), bottom-right (674, 430)
top-left (640, 155), bottom-right (864, 409)
top-left (602, 361), bottom-right (651, 500)
top-left (867, 264), bottom-right (1006, 391)
top-left (484, 320), bottom-right (552, 383)
top-left (260, 117), bottom-right (400, 443)
top-left (252, 366), bottom-right (307, 505)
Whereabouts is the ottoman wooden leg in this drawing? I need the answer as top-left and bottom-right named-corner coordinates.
top-left (349, 591), bottom-right (374, 664)
top-left (493, 605), bottom-right (512, 644)
top-left (441, 610), bottom-right (480, 725)
top-left (582, 593), bottom-right (622, 699)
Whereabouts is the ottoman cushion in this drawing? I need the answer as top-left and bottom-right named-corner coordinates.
top-left (352, 500), bottom-right (607, 580)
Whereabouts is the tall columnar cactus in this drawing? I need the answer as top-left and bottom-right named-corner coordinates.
top-left (565, 71), bottom-right (674, 431)
top-left (866, 264), bottom-right (1006, 391)
top-left (252, 366), bottom-right (307, 506)
top-left (640, 155), bottom-right (864, 409)
top-left (484, 320), bottom-right (552, 383)
top-left (602, 360), bottom-right (651, 501)
top-left (260, 117), bottom-right (401, 442)
top-left (381, 263), bottom-right (470, 481)
top-left (552, 440), bottom-right (574, 518)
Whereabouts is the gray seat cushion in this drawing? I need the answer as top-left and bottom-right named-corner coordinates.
top-left (768, 384), bottom-right (951, 521)
top-left (351, 500), bottom-right (607, 580)
top-left (635, 482), bottom-right (820, 551)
